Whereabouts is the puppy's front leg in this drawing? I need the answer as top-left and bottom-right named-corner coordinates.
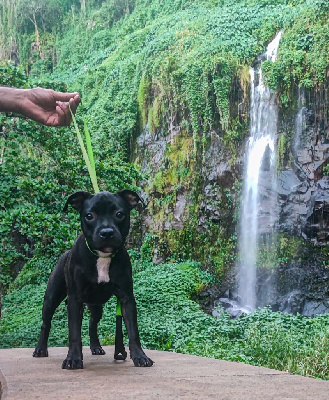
top-left (62, 295), bottom-right (84, 369)
top-left (88, 304), bottom-right (106, 355)
top-left (119, 294), bottom-right (153, 367)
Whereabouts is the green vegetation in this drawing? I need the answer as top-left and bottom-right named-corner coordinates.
top-left (1, 259), bottom-right (329, 380)
top-left (1, 0), bottom-right (328, 273)
top-left (1, 0), bottom-right (329, 382)
top-left (256, 234), bottom-right (316, 271)
top-left (261, 0), bottom-right (329, 108)
top-left (0, 63), bottom-right (141, 291)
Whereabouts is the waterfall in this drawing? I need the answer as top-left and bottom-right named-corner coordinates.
top-left (236, 32), bottom-right (282, 312)
top-left (294, 87), bottom-right (306, 153)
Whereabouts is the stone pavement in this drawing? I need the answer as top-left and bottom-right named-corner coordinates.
top-left (0, 346), bottom-right (329, 399)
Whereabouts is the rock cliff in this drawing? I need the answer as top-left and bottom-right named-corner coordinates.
top-left (133, 81), bottom-right (329, 315)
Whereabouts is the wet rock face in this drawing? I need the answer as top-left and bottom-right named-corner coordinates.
top-left (198, 132), bottom-right (241, 233)
top-left (274, 260), bottom-right (329, 316)
top-left (278, 159), bottom-right (329, 246)
top-left (132, 125), bottom-right (189, 235)
top-left (279, 169), bottom-right (329, 244)
top-left (132, 84), bottom-right (329, 316)
top-left (204, 259), bottom-right (329, 318)
top-left (132, 123), bottom-right (241, 240)
top-left (303, 177), bottom-right (329, 243)
top-left (276, 102), bottom-right (329, 245)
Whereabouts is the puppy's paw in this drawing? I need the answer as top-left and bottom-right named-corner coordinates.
top-left (131, 350), bottom-right (153, 367)
top-left (114, 349), bottom-right (127, 361)
top-left (132, 355), bottom-right (153, 367)
top-left (90, 346), bottom-right (106, 355)
top-left (62, 357), bottom-right (83, 369)
top-left (33, 348), bottom-right (48, 357)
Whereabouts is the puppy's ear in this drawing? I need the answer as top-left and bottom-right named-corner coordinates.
top-left (117, 189), bottom-right (144, 210)
top-left (63, 191), bottom-right (92, 212)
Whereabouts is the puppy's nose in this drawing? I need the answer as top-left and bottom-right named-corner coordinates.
top-left (99, 228), bottom-right (114, 239)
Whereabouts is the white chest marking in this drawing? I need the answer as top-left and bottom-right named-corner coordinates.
top-left (96, 257), bottom-right (111, 283)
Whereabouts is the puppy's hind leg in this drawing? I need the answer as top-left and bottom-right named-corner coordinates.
top-left (88, 304), bottom-right (106, 355)
top-left (33, 255), bottom-right (67, 357)
top-left (114, 313), bottom-right (127, 361)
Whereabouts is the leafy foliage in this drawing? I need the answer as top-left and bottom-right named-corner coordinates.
top-left (0, 0), bottom-right (329, 382)
top-left (2, 0), bottom-right (328, 272)
top-left (0, 66), bottom-right (141, 291)
top-left (1, 260), bottom-right (329, 380)
top-left (261, 0), bottom-right (329, 104)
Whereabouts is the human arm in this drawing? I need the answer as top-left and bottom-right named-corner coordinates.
top-left (0, 87), bottom-right (80, 126)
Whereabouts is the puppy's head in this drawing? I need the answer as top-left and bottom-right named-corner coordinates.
top-left (63, 189), bottom-right (142, 253)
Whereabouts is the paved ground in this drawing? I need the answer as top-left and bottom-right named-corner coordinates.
top-left (0, 346), bottom-right (329, 399)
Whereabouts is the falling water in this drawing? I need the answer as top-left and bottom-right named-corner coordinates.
top-left (237, 32), bottom-right (282, 312)
top-left (294, 87), bottom-right (306, 153)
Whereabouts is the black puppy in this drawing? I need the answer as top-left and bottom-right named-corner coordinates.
top-left (33, 189), bottom-right (153, 369)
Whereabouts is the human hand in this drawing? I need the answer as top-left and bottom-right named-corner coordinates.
top-left (19, 88), bottom-right (80, 126)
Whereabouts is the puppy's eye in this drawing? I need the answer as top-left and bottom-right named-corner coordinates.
top-left (85, 212), bottom-right (94, 221)
top-left (116, 211), bottom-right (125, 219)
